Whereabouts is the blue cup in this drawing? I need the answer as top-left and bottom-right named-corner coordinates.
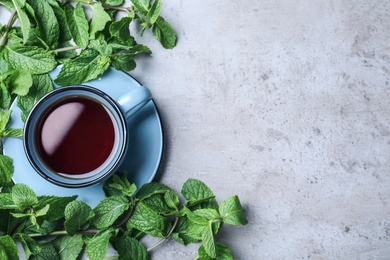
top-left (23, 85), bottom-right (152, 188)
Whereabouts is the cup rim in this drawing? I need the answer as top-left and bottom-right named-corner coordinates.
top-left (23, 85), bottom-right (129, 188)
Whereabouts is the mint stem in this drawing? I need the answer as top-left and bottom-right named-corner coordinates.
top-left (0, 10), bottom-right (17, 47)
top-left (49, 45), bottom-right (80, 54)
top-left (28, 230), bottom-right (68, 238)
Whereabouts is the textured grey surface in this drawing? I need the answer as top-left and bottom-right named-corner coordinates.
top-left (3, 0), bottom-right (390, 259)
top-left (129, 0), bottom-right (390, 259)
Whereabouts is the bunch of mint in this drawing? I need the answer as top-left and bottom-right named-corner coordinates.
top-left (0, 0), bottom-right (176, 116)
top-left (0, 175), bottom-right (248, 259)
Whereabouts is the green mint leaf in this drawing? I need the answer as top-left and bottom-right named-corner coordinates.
top-left (12, 183), bottom-right (38, 210)
top-left (90, 3), bottom-right (111, 39)
top-left (0, 193), bottom-right (16, 210)
top-left (17, 73), bottom-right (53, 122)
top-left (152, 16), bottom-right (176, 49)
top-left (6, 69), bottom-right (32, 96)
top-left (109, 17), bottom-right (134, 45)
top-left (34, 203), bottom-right (50, 217)
top-left (198, 243), bottom-right (233, 260)
top-left (171, 217), bottom-right (199, 245)
top-left (12, 0), bottom-right (31, 44)
top-left (127, 201), bottom-right (172, 238)
top-left (202, 222), bottom-right (216, 258)
top-left (135, 182), bottom-right (172, 201)
top-left (0, 109), bottom-right (11, 130)
top-left (52, 234), bottom-right (84, 260)
top-left (142, 194), bottom-right (172, 215)
top-left (3, 128), bottom-right (23, 138)
top-left (164, 190), bottom-right (180, 210)
top-left (147, 0), bottom-right (161, 24)
top-left (13, 233), bottom-right (42, 259)
top-left (4, 43), bottom-right (56, 74)
top-left (54, 48), bottom-right (109, 86)
top-left (86, 229), bottom-right (113, 260)
top-left (219, 195), bottom-right (248, 226)
top-left (111, 53), bottom-right (136, 71)
top-left (27, 0), bottom-right (60, 49)
top-left (93, 196), bottom-right (129, 229)
top-left (29, 243), bottom-right (59, 260)
top-left (24, 219), bottom-right (57, 235)
top-left (36, 195), bottom-right (77, 221)
top-left (0, 155), bottom-right (13, 187)
top-left (64, 200), bottom-right (94, 235)
top-left (105, 0), bottom-right (124, 6)
top-left (131, 0), bottom-right (150, 16)
top-left (65, 3), bottom-right (89, 49)
top-left (0, 235), bottom-right (19, 260)
top-left (114, 235), bottom-right (148, 260)
top-left (47, 0), bottom-right (72, 42)
top-left (105, 173), bottom-right (137, 197)
top-left (181, 178), bottom-right (218, 209)
top-left (0, 83), bottom-right (11, 109)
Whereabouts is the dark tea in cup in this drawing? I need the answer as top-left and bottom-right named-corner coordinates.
top-left (36, 96), bottom-right (118, 176)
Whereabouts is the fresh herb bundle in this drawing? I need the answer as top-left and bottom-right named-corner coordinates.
top-left (0, 1), bottom-right (248, 259)
top-left (0, 175), bottom-right (248, 259)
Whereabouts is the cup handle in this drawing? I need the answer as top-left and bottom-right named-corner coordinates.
top-left (117, 86), bottom-right (152, 118)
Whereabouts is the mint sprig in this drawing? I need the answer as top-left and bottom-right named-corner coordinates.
top-left (0, 175), bottom-right (247, 259)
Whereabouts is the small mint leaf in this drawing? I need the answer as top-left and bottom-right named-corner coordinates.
top-left (198, 242), bottom-right (233, 260)
top-left (219, 195), bottom-right (248, 226)
top-left (12, 183), bottom-right (38, 210)
top-left (0, 235), bottom-right (19, 260)
top-left (152, 16), bottom-right (176, 49)
top-left (65, 3), bottom-right (89, 49)
top-left (86, 229), bottom-right (113, 260)
top-left (90, 3), bottom-right (111, 39)
top-left (0, 155), bottom-right (13, 187)
top-left (93, 196), bottom-right (129, 229)
top-left (114, 235), bottom-right (148, 260)
top-left (64, 200), bottom-right (94, 235)
top-left (52, 234), bottom-right (84, 260)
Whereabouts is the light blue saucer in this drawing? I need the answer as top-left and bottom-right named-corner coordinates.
top-left (3, 67), bottom-right (164, 207)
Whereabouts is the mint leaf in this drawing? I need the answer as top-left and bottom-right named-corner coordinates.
top-left (142, 194), bottom-right (172, 215)
top-left (0, 193), bottom-right (16, 210)
top-left (90, 3), bottom-right (111, 39)
top-left (114, 235), bottom-right (148, 260)
top-left (64, 200), bottom-right (94, 235)
top-left (17, 73), bottom-right (53, 122)
top-left (93, 196), bottom-right (129, 229)
top-left (12, 0), bottom-right (31, 44)
top-left (36, 195), bottom-right (77, 221)
top-left (164, 190), bottom-right (180, 210)
top-left (54, 48), bottom-right (110, 86)
top-left (48, 0), bottom-right (72, 42)
top-left (86, 229), bottom-right (113, 260)
top-left (0, 235), bottom-right (19, 260)
top-left (131, 0), bottom-right (149, 16)
top-left (135, 182), bottom-right (172, 201)
top-left (108, 17), bottom-right (135, 45)
top-left (152, 16), bottom-right (176, 49)
top-left (52, 234), bottom-right (83, 260)
top-left (127, 201), bottom-right (172, 238)
top-left (4, 43), bottom-right (56, 74)
top-left (0, 82), bottom-right (11, 109)
top-left (171, 217), bottom-right (199, 245)
top-left (11, 183), bottom-right (38, 210)
top-left (147, 0), bottom-right (161, 24)
top-left (6, 69), bottom-right (32, 96)
top-left (219, 195), bottom-right (248, 225)
top-left (27, 0), bottom-right (60, 49)
top-left (65, 3), bottom-right (89, 49)
top-left (198, 243), bottom-right (233, 260)
top-left (0, 154), bottom-right (13, 187)
top-left (3, 128), bottom-right (23, 138)
top-left (0, 109), bottom-right (11, 130)
top-left (202, 222), bottom-right (216, 258)
top-left (29, 243), bottom-right (58, 260)
top-left (105, 0), bottom-right (124, 6)
top-left (181, 178), bottom-right (218, 209)
top-left (13, 233), bottom-right (41, 259)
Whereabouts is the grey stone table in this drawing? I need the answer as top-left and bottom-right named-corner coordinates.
top-left (2, 0), bottom-right (390, 259)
